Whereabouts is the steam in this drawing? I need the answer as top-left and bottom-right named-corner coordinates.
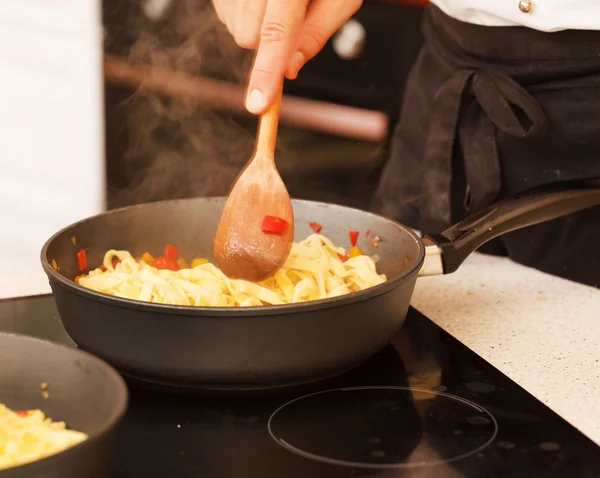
top-left (109, 0), bottom-right (258, 207)
top-left (104, 0), bottom-right (384, 210)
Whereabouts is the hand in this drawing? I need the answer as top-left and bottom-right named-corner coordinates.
top-left (212, 0), bottom-right (362, 114)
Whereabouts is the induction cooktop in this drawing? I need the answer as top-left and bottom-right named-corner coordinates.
top-left (106, 311), bottom-right (600, 478)
top-left (0, 296), bottom-right (598, 477)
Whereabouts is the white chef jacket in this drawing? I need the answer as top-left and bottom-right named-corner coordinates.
top-left (430, 0), bottom-right (600, 32)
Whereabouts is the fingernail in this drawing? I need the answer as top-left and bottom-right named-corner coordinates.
top-left (287, 52), bottom-right (306, 79)
top-left (246, 89), bottom-right (264, 113)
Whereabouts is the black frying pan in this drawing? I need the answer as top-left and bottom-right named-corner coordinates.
top-left (41, 180), bottom-right (600, 392)
top-left (0, 333), bottom-right (128, 478)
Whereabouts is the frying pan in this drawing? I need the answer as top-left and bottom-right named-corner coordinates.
top-left (0, 332), bottom-right (128, 478)
top-left (41, 180), bottom-right (600, 392)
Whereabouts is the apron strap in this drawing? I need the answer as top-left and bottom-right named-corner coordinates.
top-left (419, 24), bottom-right (548, 233)
top-left (420, 69), bottom-right (473, 232)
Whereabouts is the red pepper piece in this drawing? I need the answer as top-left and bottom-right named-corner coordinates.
top-left (164, 243), bottom-right (178, 261)
top-left (348, 230), bottom-right (359, 247)
top-left (337, 253), bottom-right (349, 262)
top-left (98, 258), bottom-right (120, 272)
top-left (261, 215), bottom-right (289, 235)
top-left (15, 410), bottom-right (30, 417)
top-left (152, 256), bottom-right (179, 271)
top-left (309, 222), bottom-right (322, 233)
top-left (76, 249), bottom-right (87, 271)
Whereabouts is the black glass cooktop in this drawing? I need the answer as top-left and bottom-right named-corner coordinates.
top-left (1, 296), bottom-right (599, 477)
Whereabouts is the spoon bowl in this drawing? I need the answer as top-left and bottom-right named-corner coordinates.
top-left (213, 86), bottom-right (294, 282)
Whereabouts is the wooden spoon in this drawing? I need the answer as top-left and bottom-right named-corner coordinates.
top-left (213, 85), bottom-right (294, 282)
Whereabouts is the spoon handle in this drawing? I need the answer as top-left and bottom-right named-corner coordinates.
top-left (256, 83), bottom-right (284, 158)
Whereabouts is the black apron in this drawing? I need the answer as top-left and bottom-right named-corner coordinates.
top-left (371, 5), bottom-right (600, 287)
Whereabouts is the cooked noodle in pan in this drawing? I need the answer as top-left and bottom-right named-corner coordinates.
top-left (77, 234), bottom-right (386, 307)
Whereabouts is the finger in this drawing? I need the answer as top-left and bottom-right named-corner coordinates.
top-left (246, 0), bottom-right (309, 114)
top-left (233, 0), bottom-right (267, 49)
top-left (285, 0), bottom-right (362, 79)
top-left (212, 0), bottom-right (234, 28)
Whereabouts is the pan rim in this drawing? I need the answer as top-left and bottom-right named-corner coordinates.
top-left (0, 332), bottom-right (128, 475)
top-left (40, 197), bottom-right (425, 317)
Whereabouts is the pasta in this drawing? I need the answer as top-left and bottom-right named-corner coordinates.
top-left (77, 234), bottom-right (387, 307)
top-left (0, 404), bottom-right (87, 470)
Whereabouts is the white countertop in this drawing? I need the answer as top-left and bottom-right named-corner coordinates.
top-left (411, 252), bottom-right (600, 445)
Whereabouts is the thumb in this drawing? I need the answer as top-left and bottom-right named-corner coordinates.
top-left (245, 0), bottom-right (308, 114)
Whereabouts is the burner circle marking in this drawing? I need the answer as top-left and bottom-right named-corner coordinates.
top-left (267, 386), bottom-right (498, 469)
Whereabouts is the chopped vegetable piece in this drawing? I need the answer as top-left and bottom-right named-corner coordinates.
top-left (366, 229), bottom-right (381, 248)
top-left (177, 257), bottom-right (189, 269)
top-left (309, 222), bottom-right (322, 233)
top-left (164, 244), bottom-right (178, 261)
top-left (152, 256), bottom-right (179, 271)
top-left (76, 249), bottom-right (87, 271)
top-left (140, 252), bottom-right (154, 265)
top-left (337, 253), bottom-right (348, 262)
top-left (70, 236), bottom-right (77, 246)
top-left (261, 215), bottom-right (289, 235)
top-left (15, 410), bottom-right (31, 417)
top-left (98, 257), bottom-right (120, 272)
top-left (191, 257), bottom-right (208, 268)
top-left (348, 246), bottom-right (363, 258)
top-left (348, 230), bottom-right (359, 247)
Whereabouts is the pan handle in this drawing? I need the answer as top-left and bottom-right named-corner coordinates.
top-left (419, 179), bottom-right (600, 276)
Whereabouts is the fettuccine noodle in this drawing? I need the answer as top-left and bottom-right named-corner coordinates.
top-left (0, 405), bottom-right (87, 470)
top-left (78, 234), bottom-right (386, 307)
